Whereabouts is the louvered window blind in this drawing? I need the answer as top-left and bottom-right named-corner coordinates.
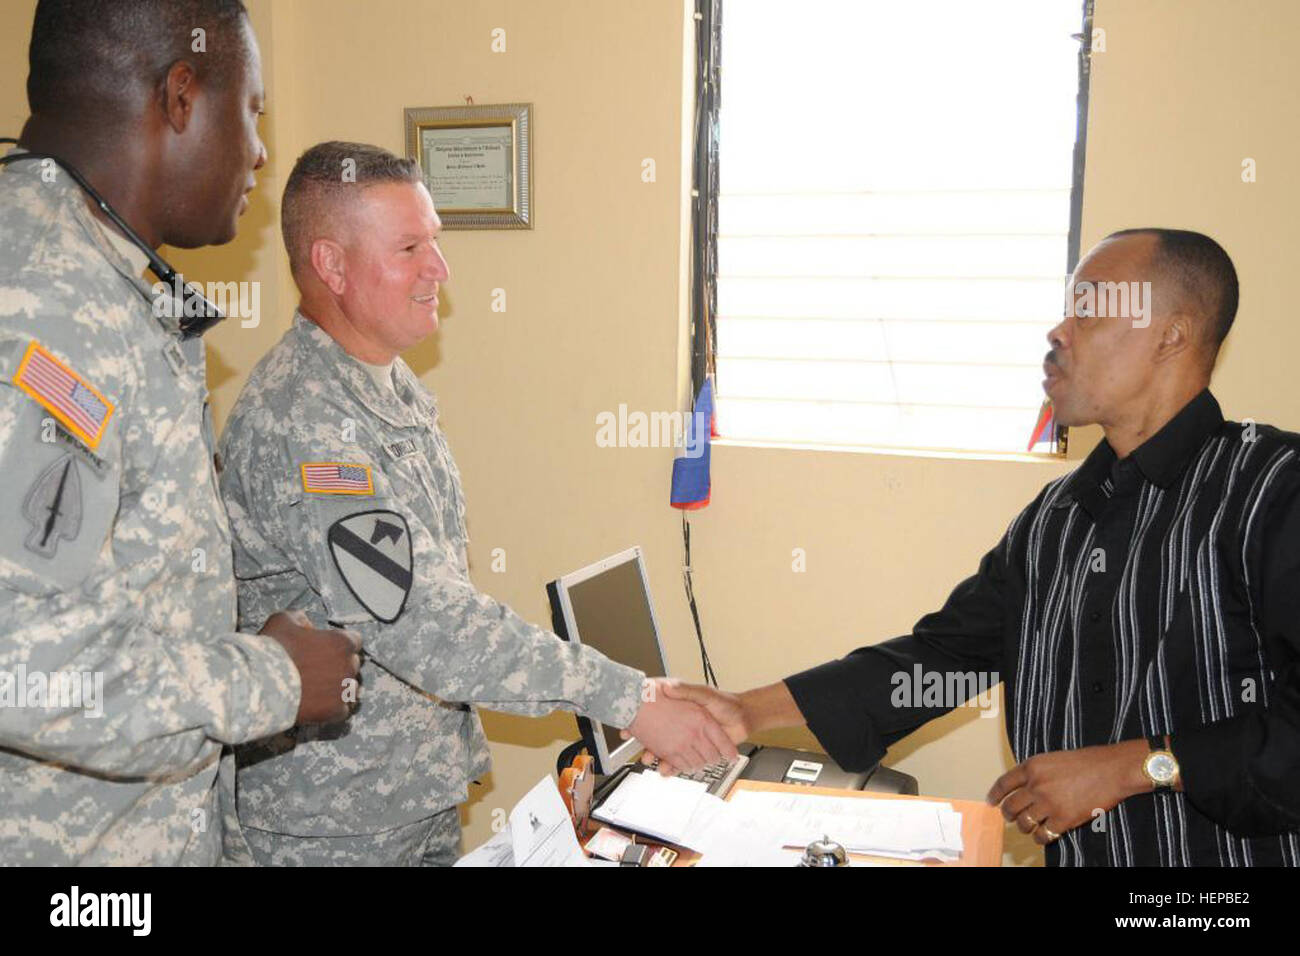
top-left (714, 0), bottom-right (1088, 453)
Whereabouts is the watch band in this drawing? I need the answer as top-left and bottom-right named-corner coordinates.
top-left (1147, 734), bottom-right (1164, 752)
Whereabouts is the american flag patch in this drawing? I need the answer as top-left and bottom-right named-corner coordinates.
top-left (12, 341), bottom-right (115, 450)
top-left (301, 462), bottom-right (375, 495)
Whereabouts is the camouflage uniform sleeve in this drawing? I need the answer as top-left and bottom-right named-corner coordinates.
top-left (368, 560), bottom-right (648, 729)
top-left (222, 432), bottom-right (645, 730)
top-left (0, 331), bottom-right (301, 776)
top-left (344, 540), bottom-right (646, 728)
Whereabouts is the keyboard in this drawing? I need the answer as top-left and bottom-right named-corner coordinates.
top-left (650, 753), bottom-right (749, 796)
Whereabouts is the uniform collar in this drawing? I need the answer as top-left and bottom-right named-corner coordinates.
top-left (1056, 389), bottom-right (1224, 517)
top-left (292, 310), bottom-right (437, 427)
top-left (3, 147), bottom-right (156, 308)
top-left (89, 212), bottom-right (150, 279)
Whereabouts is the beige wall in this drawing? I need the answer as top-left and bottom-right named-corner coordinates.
top-left (0, 2), bottom-right (36, 135)
top-left (3, 0), bottom-right (1297, 866)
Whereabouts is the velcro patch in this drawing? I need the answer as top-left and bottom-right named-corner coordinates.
top-left (327, 510), bottom-right (412, 623)
top-left (12, 341), bottom-right (115, 450)
top-left (301, 461), bottom-right (374, 495)
top-left (384, 438), bottom-right (419, 460)
top-left (23, 454), bottom-right (82, 558)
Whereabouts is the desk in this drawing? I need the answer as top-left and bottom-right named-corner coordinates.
top-left (721, 780), bottom-right (1003, 867)
top-left (469, 774), bottom-right (1006, 867)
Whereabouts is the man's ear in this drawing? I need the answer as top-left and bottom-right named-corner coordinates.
top-left (311, 239), bottom-right (348, 295)
top-left (1154, 313), bottom-right (1195, 365)
top-left (161, 60), bottom-right (200, 134)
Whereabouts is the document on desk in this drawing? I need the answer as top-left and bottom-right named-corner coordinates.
top-left (590, 770), bottom-right (709, 846)
top-left (455, 826), bottom-right (515, 867)
top-left (455, 775), bottom-right (589, 867)
top-left (684, 792), bottom-right (802, 867)
top-left (589, 771), bottom-right (800, 866)
top-left (510, 775), bottom-right (590, 867)
top-left (587, 772), bottom-right (963, 865)
top-left (727, 790), bottom-right (965, 862)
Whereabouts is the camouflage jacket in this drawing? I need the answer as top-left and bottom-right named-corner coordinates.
top-left (219, 311), bottom-right (645, 836)
top-left (0, 153), bottom-right (301, 864)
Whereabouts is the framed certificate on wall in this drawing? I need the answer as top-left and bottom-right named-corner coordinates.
top-left (404, 102), bottom-right (533, 230)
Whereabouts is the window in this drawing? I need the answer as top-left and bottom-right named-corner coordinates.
top-left (709, 0), bottom-right (1089, 454)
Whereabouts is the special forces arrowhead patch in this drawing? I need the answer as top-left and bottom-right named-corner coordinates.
top-left (23, 454), bottom-right (82, 558)
top-left (327, 510), bottom-right (413, 623)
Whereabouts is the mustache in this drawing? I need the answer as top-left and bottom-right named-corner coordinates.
top-left (1044, 350), bottom-right (1063, 372)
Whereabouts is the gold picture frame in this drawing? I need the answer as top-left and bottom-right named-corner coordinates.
top-left (404, 102), bottom-right (532, 230)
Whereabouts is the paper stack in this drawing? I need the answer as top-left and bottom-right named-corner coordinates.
top-left (588, 771), bottom-right (964, 865)
top-left (728, 789), bottom-right (964, 862)
top-left (591, 771), bottom-right (796, 866)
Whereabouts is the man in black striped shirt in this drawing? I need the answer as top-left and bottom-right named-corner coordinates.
top-left (662, 228), bottom-right (1300, 865)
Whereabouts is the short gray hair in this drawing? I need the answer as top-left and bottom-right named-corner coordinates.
top-left (281, 140), bottom-right (423, 276)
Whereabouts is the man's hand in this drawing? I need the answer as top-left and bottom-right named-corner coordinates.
top-left (987, 739), bottom-right (1151, 844)
top-left (636, 679), bottom-right (806, 774)
top-left (620, 678), bottom-right (738, 776)
top-left (658, 681), bottom-right (750, 744)
top-left (260, 610), bottom-right (362, 725)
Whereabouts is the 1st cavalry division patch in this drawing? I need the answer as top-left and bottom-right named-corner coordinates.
top-left (301, 462), bottom-right (375, 495)
top-left (12, 341), bottom-right (115, 450)
top-left (328, 510), bottom-right (412, 622)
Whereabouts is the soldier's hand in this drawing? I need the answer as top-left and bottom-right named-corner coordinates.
top-left (658, 681), bottom-right (750, 745)
top-left (621, 678), bottom-right (738, 776)
top-left (260, 610), bottom-right (362, 725)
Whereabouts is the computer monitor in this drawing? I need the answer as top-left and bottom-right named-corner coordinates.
top-left (546, 546), bottom-right (904, 796)
top-left (546, 546), bottom-right (668, 773)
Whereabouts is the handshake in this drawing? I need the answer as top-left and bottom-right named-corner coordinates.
top-left (256, 608), bottom-right (793, 778)
top-left (621, 679), bottom-right (789, 775)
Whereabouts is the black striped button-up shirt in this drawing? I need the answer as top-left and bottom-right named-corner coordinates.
top-left (786, 390), bottom-right (1300, 865)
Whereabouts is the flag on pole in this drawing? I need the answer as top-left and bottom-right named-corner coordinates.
top-left (670, 378), bottom-right (716, 509)
top-left (1027, 399), bottom-right (1055, 452)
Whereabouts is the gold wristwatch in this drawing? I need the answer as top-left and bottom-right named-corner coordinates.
top-left (1143, 734), bottom-right (1180, 792)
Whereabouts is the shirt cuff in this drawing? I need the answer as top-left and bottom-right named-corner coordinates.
top-left (784, 660), bottom-right (888, 772)
top-left (1175, 712), bottom-right (1300, 836)
top-left (220, 632), bottom-right (303, 743)
top-left (572, 651), bottom-right (645, 730)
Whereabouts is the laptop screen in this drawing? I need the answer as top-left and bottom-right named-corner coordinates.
top-left (549, 548), bottom-right (667, 770)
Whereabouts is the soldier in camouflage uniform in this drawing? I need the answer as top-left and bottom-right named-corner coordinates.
top-left (0, 1), bottom-right (359, 865)
top-left (220, 141), bottom-right (735, 865)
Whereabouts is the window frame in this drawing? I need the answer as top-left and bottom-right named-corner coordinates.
top-left (689, 0), bottom-right (1096, 458)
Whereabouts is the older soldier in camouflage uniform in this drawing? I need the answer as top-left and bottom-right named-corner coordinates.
top-left (220, 141), bottom-right (735, 865)
top-left (0, 1), bottom-right (359, 865)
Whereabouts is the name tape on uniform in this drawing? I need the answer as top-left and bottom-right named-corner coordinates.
top-left (384, 438), bottom-right (419, 460)
top-left (300, 461), bottom-right (375, 495)
top-left (12, 341), bottom-right (115, 450)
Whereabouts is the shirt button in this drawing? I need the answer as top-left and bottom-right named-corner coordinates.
top-left (1091, 680), bottom-right (1104, 694)
top-left (1089, 610), bottom-right (1102, 623)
